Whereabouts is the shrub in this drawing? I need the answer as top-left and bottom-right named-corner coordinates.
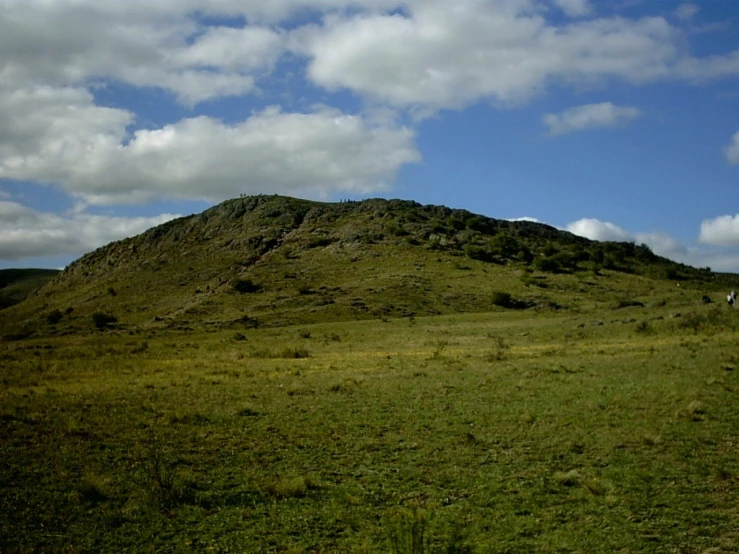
top-left (542, 242), bottom-right (558, 257)
top-left (307, 236), bottom-right (332, 248)
top-left (238, 315), bottom-right (260, 329)
top-left (387, 223), bottom-right (410, 236)
top-left (535, 256), bottom-right (560, 273)
top-left (232, 278), bottom-right (260, 293)
top-left (92, 312), bottom-right (118, 330)
top-left (665, 267), bottom-right (680, 280)
top-left (488, 234), bottom-right (519, 258)
top-left (46, 309), bottom-right (63, 325)
top-left (492, 291), bottom-right (513, 308)
top-left (463, 244), bottom-right (492, 262)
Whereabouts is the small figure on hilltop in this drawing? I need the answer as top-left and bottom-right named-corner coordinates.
top-left (728, 290), bottom-right (736, 307)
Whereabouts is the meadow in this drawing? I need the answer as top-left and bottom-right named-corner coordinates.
top-left (2, 293), bottom-right (739, 553)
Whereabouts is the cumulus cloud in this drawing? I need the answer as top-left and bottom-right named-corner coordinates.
top-left (699, 215), bottom-right (739, 246)
top-left (566, 218), bottom-right (635, 242)
top-left (0, 96), bottom-right (420, 205)
top-left (724, 131), bottom-right (739, 164)
top-left (0, 201), bottom-right (179, 261)
top-left (553, 0), bottom-right (592, 17)
top-left (0, 86), bottom-right (132, 167)
top-left (299, 4), bottom-right (685, 110)
top-left (2, 0), bottom-right (739, 111)
top-left (507, 216), bottom-right (541, 223)
top-left (543, 102), bottom-right (641, 135)
top-left (0, 2), bottom-right (276, 105)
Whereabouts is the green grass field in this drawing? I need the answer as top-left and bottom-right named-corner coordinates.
top-left (2, 297), bottom-right (738, 552)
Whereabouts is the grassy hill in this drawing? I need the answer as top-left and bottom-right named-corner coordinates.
top-left (3, 195), bottom-right (739, 552)
top-left (2, 194), bottom-right (737, 339)
top-left (0, 268), bottom-right (59, 311)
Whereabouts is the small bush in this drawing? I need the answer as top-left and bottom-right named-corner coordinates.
top-left (232, 278), bottom-right (260, 293)
top-left (464, 244), bottom-right (492, 263)
top-left (535, 256), bottom-right (560, 273)
top-left (131, 446), bottom-right (192, 509)
top-left (46, 309), bottom-right (63, 325)
top-left (388, 223), bottom-right (410, 236)
top-left (492, 291), bottom-right (513, 308)
top-left (238, 314), bottom-right (260, 329)
top-left (307, 236), bottom-right (332, 248)
top-left (92, 312), bottom-right (118, 330)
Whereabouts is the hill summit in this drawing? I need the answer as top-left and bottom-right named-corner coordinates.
top-left (1, 195), bottom-right (730, 337)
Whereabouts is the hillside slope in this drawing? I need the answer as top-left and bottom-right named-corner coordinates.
top-left (2, 195), bottom-right (736, 338)
top-left (0, 269), bottom-right (60, 310)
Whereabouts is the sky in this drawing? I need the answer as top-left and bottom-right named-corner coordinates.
top-left (1, 0), bottom-right (739, 272)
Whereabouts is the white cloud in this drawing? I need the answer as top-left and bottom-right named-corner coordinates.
top-left (507, 216), bottom-right (541, 223)
top-left (633, 231), bottom-right (689, 260)
top-left (676, 51), bottom-right (739, 82)
top-left (566, 218), bottom-right (635, 242)
top-left (724, 131), bottom-right (739, 164)
top-left (0, 201), bottom-right (179, 261)
top-left (543, 102), bottom-right (641, 135)
top-left (0, 86), bottom-right (132, 167)
top-left (0, 0), bottom-right (409, 104)
top-left (0, 2), bottom-right (270, 105)
top-left (0, 95), bottom-right (420, 205)
top-left (176, 26), bottom-right (284, 73)
top-left (699, 215), bottom-right (739, 246)
top-left (553, 0), bottom-right (592, 17)
top-left (298, 2), bottom-right (687, 111)
top-left (675, 3), bottom-right (700, 21)
top-left (2, 0), bottom-right (739, 111)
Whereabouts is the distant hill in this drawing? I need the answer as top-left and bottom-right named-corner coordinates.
top-left (2, 195), bottom-right (737, 338)
top-left (0, 268), bottom-right (60, 311)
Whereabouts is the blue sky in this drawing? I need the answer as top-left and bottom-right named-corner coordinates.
top-left (1, 0), bottom-right (739, 271)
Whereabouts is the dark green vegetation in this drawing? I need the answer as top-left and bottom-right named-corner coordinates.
top-left (0, 268), bottom-right (59, 310)
top-left (2, 195), bottom-right (739, 552)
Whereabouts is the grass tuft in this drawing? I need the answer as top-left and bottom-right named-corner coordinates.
top-left (553, 470), bottom-right (580, 487)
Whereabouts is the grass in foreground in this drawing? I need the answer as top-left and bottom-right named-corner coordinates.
top-left (1, 304), bottom-right (739, 552)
